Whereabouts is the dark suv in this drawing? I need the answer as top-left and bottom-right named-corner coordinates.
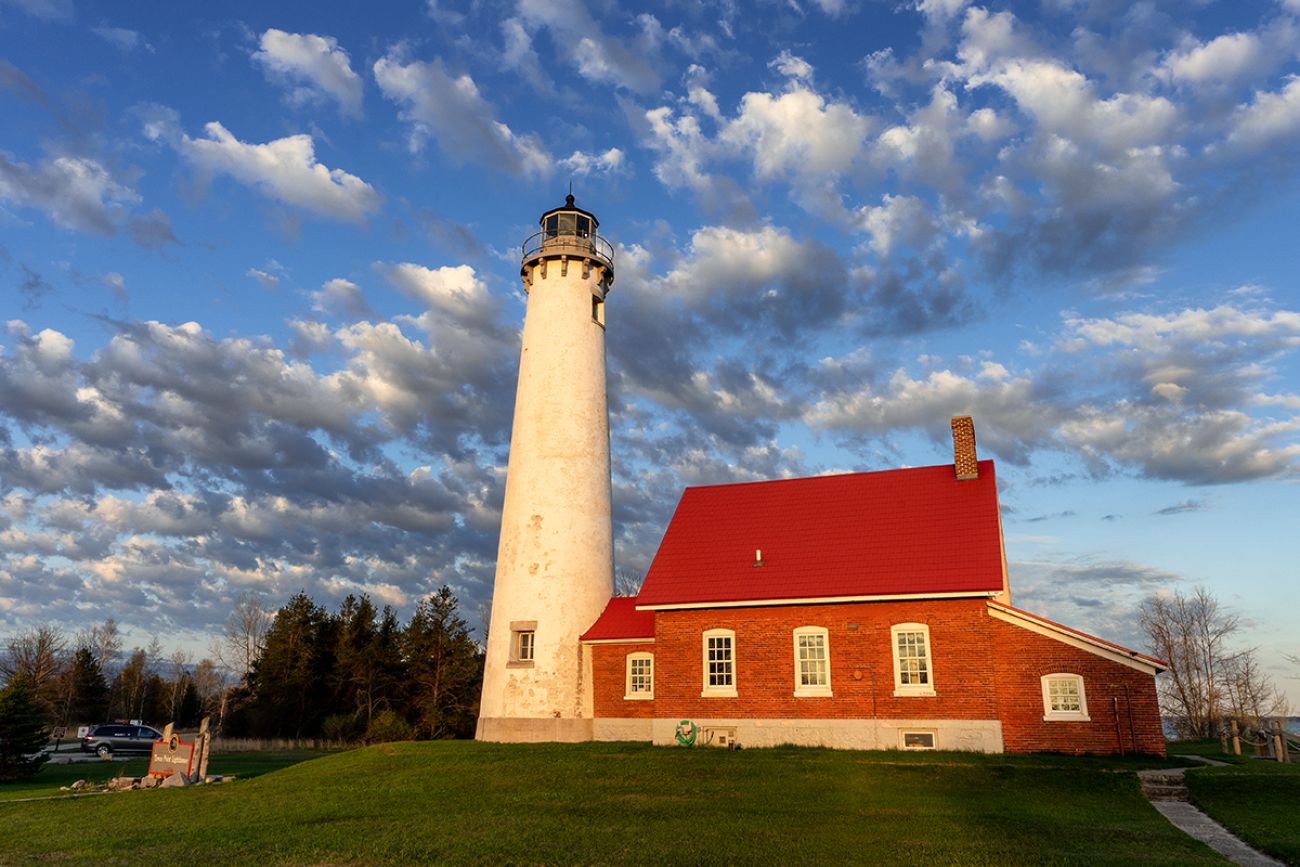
top-left (80, 724), bottom-right (163, 757)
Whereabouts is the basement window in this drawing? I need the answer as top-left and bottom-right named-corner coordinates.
top-left (900, 730), bottom-right (937, 750)
top-left (1041, 674), bottom-right (1090, 721)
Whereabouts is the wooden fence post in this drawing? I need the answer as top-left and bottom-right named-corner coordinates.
top-left (1230, 718), bottom-right (1241, 756)
top-left (1272, 719), bottom-right (1287, 764)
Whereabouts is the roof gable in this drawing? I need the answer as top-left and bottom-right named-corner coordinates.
top-left (637, 460), bottom-right (1005, 608)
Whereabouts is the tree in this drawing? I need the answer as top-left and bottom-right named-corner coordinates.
top-left (403, 587), bottom-right (483, 739)
top-left (164, 650), bottom-right (192, 724)
top-left (1139, 586), bottom-right (1284, 737)
top-left (248, 592), bottom-right (333, 737)
top-left (192, 658), bottom-right (227, 726)
top-left (0, 674), bottom-right (49, 782)
top-left (614, 569), bottom-right (645, 597)
top-left (1, 625), bottom-right (67, 724)
top-left (215, 591), bottom-right (273, 682)
top-left (61, 648), bottom-right (109, 726)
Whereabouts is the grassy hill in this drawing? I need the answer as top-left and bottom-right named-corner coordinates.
top-left (1, 742), bottom-right (1231, 865)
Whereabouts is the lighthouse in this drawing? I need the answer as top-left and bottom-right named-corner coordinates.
top-left (476, 196), bottom-right (615, 742)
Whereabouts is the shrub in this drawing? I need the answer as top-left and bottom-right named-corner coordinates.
top-left (321, 713), bottom-right (361, 743)
top-left (364, 710), bottom-right (414, 744)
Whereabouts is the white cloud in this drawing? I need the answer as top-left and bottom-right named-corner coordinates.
top-left (246, 268), bottom-right (280, 289)
top-left (722, 86), bottom-right (871, 179)
top-left (91, 26), bottom-right (152, 53)
top-left (0, 152), bottom-right (140, 234)
top-left (769, 50), bottom-right (814, 83)
top-left (0, 0), bottom-right (72, 20)
top-left (662, 225), bottom-right (812, 301)
top-left (516, 0), bottom-right (662, 93)
top-left (1228, 75), bottom-right (1300, 149)
top-left (1163, 32), bottom-right (1264, 85)
top-left (373, 52), bottom-right (550, 177)
top-left (312, 278), bottom-right (374, 320)
top-left (382, 263), bottom-right (490, 324)
top-left (916, 0), bottom-right (971, 24)
top-left (973, 59), bottom-right (1178, 154)
top-left (252, 29), bottom-right (364, 118)
top-left (558, 148), bottom-right (626, 176)
top-left (855, 194), bottom-right (940, 257)
top-left (177, 121), bottom-right (380, 221)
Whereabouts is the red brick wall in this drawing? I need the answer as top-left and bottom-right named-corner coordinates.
top-left (587, 600), bottom-right (1166, 756)
top-left (988, 616), bottom-right (1165, 755)
top-left (650, 600), bottom-right (1000, 721)
top-left (591, 642), bottom-right (656, 718)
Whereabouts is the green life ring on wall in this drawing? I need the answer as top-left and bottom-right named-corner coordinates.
top-left (674, 719), bottom-right (697, 746)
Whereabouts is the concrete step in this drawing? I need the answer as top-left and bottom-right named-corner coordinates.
top-left (1143, 784), bottom-right (1191, 802)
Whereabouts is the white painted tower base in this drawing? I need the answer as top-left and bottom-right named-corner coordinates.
top-left (477, 197), bottom-right (614, 742)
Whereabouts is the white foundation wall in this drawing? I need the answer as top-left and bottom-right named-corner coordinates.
top-left (477, 257), bottom-right (614, 737)
top-left (648, 718), bottom-right (1004, 752)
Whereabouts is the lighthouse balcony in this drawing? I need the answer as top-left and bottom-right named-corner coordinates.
top-left (522, 229), bottom-right (614, 271)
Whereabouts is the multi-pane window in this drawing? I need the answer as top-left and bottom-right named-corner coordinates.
top-left (625, 653), bottom-right (654, 699)
top-left (793, 627), bottom-right (831, 696)
top-left (516, 630), bottom-right (534, 662)
top-left (702, 629), bottom-right (737, 696)
top-left (1041, 674), bottom-right (1089, 720)
top-left (891, 623), bottom-right (935, 696)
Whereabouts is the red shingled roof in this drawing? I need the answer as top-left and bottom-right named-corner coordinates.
top-left (636, 460), bottom-right (1006, 608)
top-left (580, 596), bottom-right (655, 642)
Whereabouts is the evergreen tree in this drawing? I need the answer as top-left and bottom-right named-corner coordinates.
top-left (249, 592), bottom-right (333, 737)
top-left (0, 674), bottom-right (50, 782)
top-left (177, 680), bottom-right (201, 728)
top-left (403, 587), bottom-right (483, 739)
top-left (62, 648), bottom-right (109, 725)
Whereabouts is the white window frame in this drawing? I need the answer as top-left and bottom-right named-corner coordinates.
top-left (625, 652), bottom-right (654, 700)
top-left (900, 730), bottom-right (937, 750)
top-left (792, 626), bottom-right (832, 697)
top-left (1041, 673), bottom-right (1090, 721)
top-left (891, 622), bottom-right (936, 697)
top-left (701, 628), bottom-right (737, 697)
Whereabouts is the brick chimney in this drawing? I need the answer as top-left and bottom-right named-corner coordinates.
top-left (951, 415), bottom-right (979, 480)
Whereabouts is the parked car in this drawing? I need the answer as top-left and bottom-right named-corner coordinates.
top-left (80, 723), bottom-right (163, 757)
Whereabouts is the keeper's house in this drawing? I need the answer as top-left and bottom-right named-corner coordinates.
top-left (581, 417), bottom-right (1167, 755)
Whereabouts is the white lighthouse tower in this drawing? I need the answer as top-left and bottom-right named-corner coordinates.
top-left (476, 195), bottom-right (615, 742)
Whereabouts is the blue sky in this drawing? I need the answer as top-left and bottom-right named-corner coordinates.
top-left (1, 0), bottom-right (1297, 702)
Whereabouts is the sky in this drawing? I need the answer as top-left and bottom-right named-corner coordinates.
top-left (1, 0), bottom-right (1297, 702)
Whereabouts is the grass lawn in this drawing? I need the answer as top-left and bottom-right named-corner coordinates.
top-left (1165, 739), bottom-right (1251, 765)
top-left (0, 742), bottom-right (1227, 865)
top-left (1186, 759), bottom-right (1300, 866)
top-left (0, 751), bottom-right (325, 803)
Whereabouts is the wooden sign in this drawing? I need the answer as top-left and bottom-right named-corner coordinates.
top-left (148, 734), bottom-right (196, 779)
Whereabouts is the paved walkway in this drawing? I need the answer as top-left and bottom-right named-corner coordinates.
top-left (1138, 756), bottom-right (1283, 867)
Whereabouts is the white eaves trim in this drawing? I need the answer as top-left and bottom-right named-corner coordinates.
top-left (635, 590), bottom-right (1000, 612)
top-left (581, 637), bottom-right (655, 645)
top-left (987, 604), bottom-right (1166, 675)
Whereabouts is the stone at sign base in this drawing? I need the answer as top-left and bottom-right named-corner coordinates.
top-left (160, 772), bottom-right (190, 788)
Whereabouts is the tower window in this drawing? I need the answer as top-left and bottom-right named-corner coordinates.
top-left (592, 295), bottom-right (605, 327)
top-left (508, 620), bottom-right (537, 667)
